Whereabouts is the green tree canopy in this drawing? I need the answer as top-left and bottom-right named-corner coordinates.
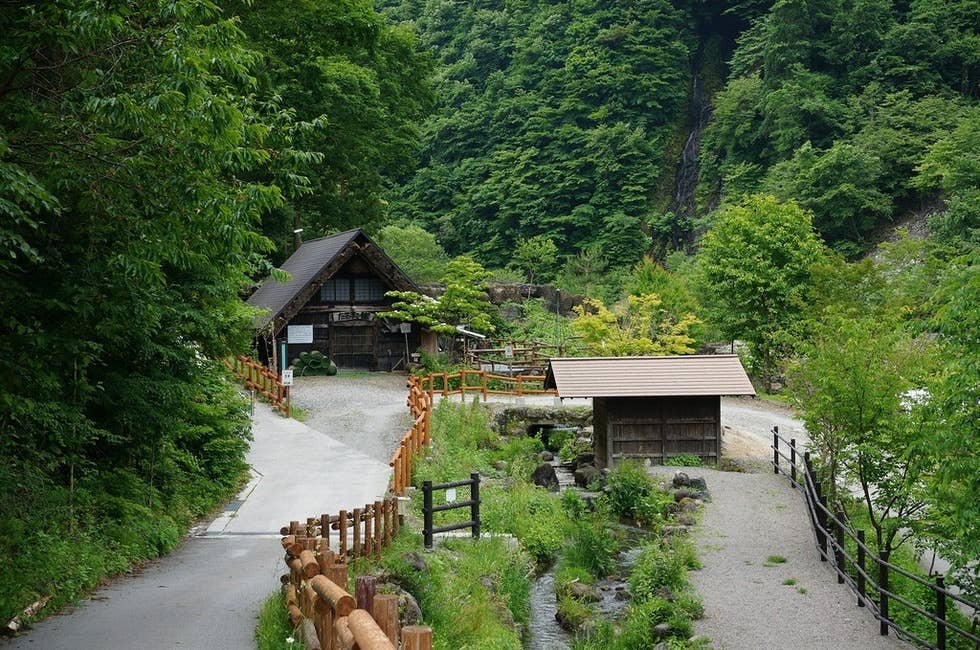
top-left (696, 194), bottom-right (826, 389)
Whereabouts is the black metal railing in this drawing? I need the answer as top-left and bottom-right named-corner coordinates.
top-left (422, 472), bottom-right (481, 549)
top-left (771, 427), bottom-right (980, 649)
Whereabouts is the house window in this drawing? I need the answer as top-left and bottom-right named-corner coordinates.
top-left (320, 278), bottom-right (351, 303)
top-left (353, 277), bottom-right (386, 302)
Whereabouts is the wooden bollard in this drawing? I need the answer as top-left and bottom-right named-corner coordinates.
top-left (323, 563), bottom-right (349, 597)
top-left (317, 549), bottom-right (336, 574)
top-left (355, 575), bottom-right (376, 613)
top-left (321, 513), bottom-right (331, 549)
top-left (348, 609), bottom-right (396, 650)
top-left (373, 500), bottom-right (383, 557)
top-left (300, 549), bottom-right (321, 579)
top-left (352, 508), bottom-right (362, 559)
top-left (288, 603), bottom-right (304, 627)
top-left (334, 617), bottom-right (355, 649)
top-left (286, 584), bottom-right (298, 607)
top-left (364, 510), bottom-right (373, 558)
top-left (310, 575), bottom-right (355, 617)
top-left (290, 520), bottom-right (301, 535)
top-left (372, 594), bottom-right (399, 645)
top-left (280, 574), bottom-right (291, 585)
top-left (281, 534), bottom-right (296, 548)
top-left (339, 510), bottom-right (348, 562)
top-left (402, 626), bottom-right (433, 650)
top-left (285, 541), bottom-right (305, 558)
top-left (303, 583), bottom-right (317, 619)
top-left (280, 525), bottom-right (291, 536)
top-left (307, 517), bottom-right (318, 538)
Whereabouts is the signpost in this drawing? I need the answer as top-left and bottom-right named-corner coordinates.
top-left (281, 369), bottom-right (294, 386)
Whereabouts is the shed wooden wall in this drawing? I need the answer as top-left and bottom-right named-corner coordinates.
top-left (594, 396), bottom-right (720, 467)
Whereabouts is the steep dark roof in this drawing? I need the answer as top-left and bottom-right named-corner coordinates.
top-left (544, 355), bottom-right (756, 398)
top-left (246, 229), bottom-right (418, 333)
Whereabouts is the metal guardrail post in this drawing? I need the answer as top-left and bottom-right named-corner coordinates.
top-left (470, 472), bottom-right (481, 540)
top-left (790, 438), bottom-right (797, 485)
top-left (835, 510), bottom-right (846, 584)
top-left (879, 551), bottom-right (890, 636)
top-left (773, 426), bottom-right (779, 474)
top-left (857, 530), bottom-right (866, 607)
top-left (423, 481), bottom-right (433, 549)
top-left (936, 575), bottom-right (947, 650)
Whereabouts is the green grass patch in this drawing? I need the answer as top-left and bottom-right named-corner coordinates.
top-left (665, 454), bottom-right (703, 467)
top-left (255, 591), bottom-right (299, 650)
top-left (783, 578), bottom-right (797, 586)
top-left (765, 555), bottom-right (787, 565)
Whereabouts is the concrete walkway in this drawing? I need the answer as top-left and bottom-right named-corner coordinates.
top-left (652, 466), bottom-right (908, 650)
top-left (4, 401), bottom-right (395, 650)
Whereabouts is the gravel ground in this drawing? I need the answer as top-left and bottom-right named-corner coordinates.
top-left (289, 372), bottom-right (412, 464)
top-left (650, 465), bottom-right (909, 650)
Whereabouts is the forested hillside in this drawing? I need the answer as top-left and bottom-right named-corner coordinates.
top-left (380, 0), bottom-right (977, 262)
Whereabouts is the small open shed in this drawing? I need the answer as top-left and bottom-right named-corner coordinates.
top-left (544, 356), bottom-right (755, 467)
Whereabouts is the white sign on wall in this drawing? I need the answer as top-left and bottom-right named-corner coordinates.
top-left (287, 325), bottom-right (313, 344)
top-left (281, 369), bottom-right (294, 386)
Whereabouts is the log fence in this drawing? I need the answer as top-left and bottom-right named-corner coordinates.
top-left (772, 427), bottom-right (980, 649)
top-left (228, 354), bottom-right (290, 417)
top-left (280, 536), bottom-right (431, 650)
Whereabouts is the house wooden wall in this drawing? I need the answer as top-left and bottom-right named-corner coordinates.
top-left (264, 255), bottom-right (421, 370)
top-left (593, 396), bottom-right (720, 467)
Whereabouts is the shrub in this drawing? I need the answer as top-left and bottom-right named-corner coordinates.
top-left (628, 543), bottom-right (688, 601)
top-left (664, 454), bottom-right (702, 467)
top-left (604, 461), bottom-right (670, 527)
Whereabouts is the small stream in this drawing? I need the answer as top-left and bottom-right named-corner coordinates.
top-left (524, 459), bottom-right (647, 649)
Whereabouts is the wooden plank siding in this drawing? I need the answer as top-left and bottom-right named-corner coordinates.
top-left (597, 396), bottom-right (720, 466)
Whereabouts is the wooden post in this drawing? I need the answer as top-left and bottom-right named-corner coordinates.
top-left (936, 575), bottom-right (947, 650)
top-left (355, 575), bottom-right (376, 613)
top-left (879, 551), bottom-right (890, 636)
top-left (383, 497), bottom-right (392, 546)
top-left (307, 517), bottom-right (318, 538)
top-left (338, 510), bottom-right (348, 562)
top-left (459, 369), bottom-right (467, 402)
top-left (352, 508), bottom-right (362, 559)
top-left (441, 372), bottom-right (448, 396)
top-left (372, 594), bottom-right (399, 645)
top-left (857, 530), bottom-right (866, 607)
top-left (374, 500), bottom-right (383, 558)
top-left (364, 509), bottom-right (373, 558)
top-left (321, 514), bottom-right (331, 550)
top-left (481, 370), bottom-right (487, 402)
top-left (402, 626), bottom-right (433, 650)
top-left (334, 617), bottom-right (354, 649)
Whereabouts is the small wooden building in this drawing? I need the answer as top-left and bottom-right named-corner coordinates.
top-left (544, 356), bottom-right (755, 466)
top-left (247, 229), bottom-right (432, 371)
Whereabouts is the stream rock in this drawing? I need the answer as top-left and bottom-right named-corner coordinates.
top-left (531, 463), bottom-right (559, 491)
top-left (401, 552), bottom-right (428, 573)
top-left (538, 450), bottom-right (555, 462)
top-left (377, 582), bottom-right (424, 628)
top-left (568, 581), bottom-right (600, 603)
top-left (574, 464), bottom-right (602, 488)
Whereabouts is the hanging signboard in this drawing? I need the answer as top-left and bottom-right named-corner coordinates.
top-left (281, 369), bottom-right (294, 386)
top-left (287, 325), bottom-right (314, 344)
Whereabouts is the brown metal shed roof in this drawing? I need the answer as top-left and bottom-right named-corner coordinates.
top-left (544, 355), bottom-right (756, 398)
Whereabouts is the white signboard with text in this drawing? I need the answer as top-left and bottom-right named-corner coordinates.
top-left (281, 369), bottom-right (294, 386)
top-left (287, 325), bottom-right (313, 344)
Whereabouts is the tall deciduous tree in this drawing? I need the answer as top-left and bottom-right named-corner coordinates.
top-left (571, 294), bottom-right (700, 356)
top-left (697, 194), bottom-right (825, 389)
top-left (789, 313), bottom-right (937, 562)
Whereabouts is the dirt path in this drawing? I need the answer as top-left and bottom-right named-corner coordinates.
top-left (650, 396), bottom-right (909, 649)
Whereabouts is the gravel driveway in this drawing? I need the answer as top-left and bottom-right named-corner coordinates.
top-left (290, 372), bottom-right (412, 464)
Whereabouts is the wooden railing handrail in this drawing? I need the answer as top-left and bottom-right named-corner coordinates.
top-left (226, 355), bottom-right (290, 417)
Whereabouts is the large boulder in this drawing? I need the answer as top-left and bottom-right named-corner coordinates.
top-left (531, 463), bottom-right (559, 491)
top-left (574, 465), bottom-right (602, 488)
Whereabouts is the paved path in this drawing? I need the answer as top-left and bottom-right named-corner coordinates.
top-left (5, 376), bottom-right (403, 650)
top-left (652, 466), bottom-right (908, 650)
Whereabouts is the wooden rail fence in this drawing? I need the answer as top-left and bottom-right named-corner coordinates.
top-left (772, 427), bottom-right (980, 649)
top-left (280, 536), bottom-right (431, 650)
top-left (280, 498), bottom-right (401, 565)
top-left (389, 370), bottom-right (555, 495)
top-left (228, 354), bottom-right (290, 416)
